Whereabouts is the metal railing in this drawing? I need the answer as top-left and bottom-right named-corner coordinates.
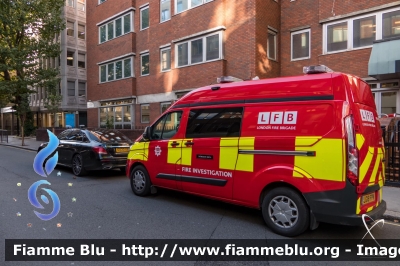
top-left (0, 130), bottom-right (8, 143)
top-left (383, 121), bottom-right (400, 186)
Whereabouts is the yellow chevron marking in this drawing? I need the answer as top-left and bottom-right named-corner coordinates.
top-left (356, 134), bottom-right (365, 150)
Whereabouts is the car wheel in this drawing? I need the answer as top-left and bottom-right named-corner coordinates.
top-left (130, 165), bottom-right (151, 196)
top-left (261, 187), bottom-right (309, 237)
top-left (72, 154), bottom-right (86, 176)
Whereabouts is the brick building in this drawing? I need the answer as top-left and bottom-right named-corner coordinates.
top-left (87, 0), bottom-right (400, 132)
top-left (86, 0), bottom-right (279, 130)
top-left (281, 0), bottom-right (400, 116)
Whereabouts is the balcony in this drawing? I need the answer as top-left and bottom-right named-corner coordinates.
top-left (369, 36), bottom-right (400, 80)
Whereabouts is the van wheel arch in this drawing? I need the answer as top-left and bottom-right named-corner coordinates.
top-left (129, 162), bottom-right (147, 176)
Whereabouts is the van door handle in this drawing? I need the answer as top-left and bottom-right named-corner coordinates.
top-left (170, 141), bottom-right (180, 147)
top-left (184, 141), bottom-right (194, 146)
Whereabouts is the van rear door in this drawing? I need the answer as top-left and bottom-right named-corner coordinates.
top-left (346, 75), bottom-right (384, 213)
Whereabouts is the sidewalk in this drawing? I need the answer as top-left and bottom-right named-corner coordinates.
top-left (1, 136), bottom-right (400, 221)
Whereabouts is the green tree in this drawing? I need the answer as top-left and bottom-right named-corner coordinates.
top-left (0, 0), bottom-right (65, 145)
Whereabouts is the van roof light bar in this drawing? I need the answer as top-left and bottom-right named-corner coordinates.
top-left (217, 76), bottom-right (243, 83)
top-left (303, 65), bottom-right (334, 74)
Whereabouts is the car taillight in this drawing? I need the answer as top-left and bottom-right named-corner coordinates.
top-left (345, 116), bottom-right (359, 186)
top-left (92, 146), bottom-right (108, 154)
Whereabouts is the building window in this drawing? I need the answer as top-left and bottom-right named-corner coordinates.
top-left (161, 0), bottom-right (171, 22)
top-left (175, 0), bottom-right (212, 14)
top-left (161, 102), bottom-right (171, 113)
top-left (66, 0), bottom-right (74, 7)
top-left (99, 12), bottom-right (133, 44)
top-left (291, 29), bottom-right (310, 60)
top-left (176, 31), bottom-right (222, 67)
top-left (78, 54), bottom-right (85, 68)
top-left (141, 104), bottom-right (150, 123)
top-left (67, 21), bottom-right (74, 37)
top-left (67, 81), bottom-right (75, 96)
top-left (99, 0), bottom-right (106, 4)
top-left (141, 53), bottom-right (150, 76)
top-left (124, 13), bottom-right (131, 33)
top-left (107, 21), bottom-right (114, 40)
top-left (100, 104), bottom-right (132, 129)
top-left (161, 47), bottom-right (171, 71)
top-left (115, 17), bottom-right (122, 37)
top-left (67, 51), bottom-right (74, 66)
top-left (383, 10), bottom-right (400, 39)
top-left (267, 31), bottom-right (277, 60)
top-left (77, 0), bottom-right (85, 11)
top-left (78, 82), bottom-right (86, 97)
top-left (78, 24), bottom-right (85, 40)
top-left (99, 57), bottom-right (133, 83)
top-left (141, 6), bottom-right (149, 30)
top-left (327, 22), bottom-right (347, 52)
top-left (323, 8), bottom-right (400, 54)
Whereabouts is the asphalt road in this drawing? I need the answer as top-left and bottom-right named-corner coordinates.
top-left (1, 146), bottom-right (400, 266)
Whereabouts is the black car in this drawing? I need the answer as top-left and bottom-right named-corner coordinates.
top-left (38, 128), bottom-right (133, 176)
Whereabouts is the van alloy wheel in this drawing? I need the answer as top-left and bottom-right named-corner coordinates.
top-left (133, 170), bottom-right (146, 192)
top-left (268, 196), bottom-right (298, 228)
top-left (130, 165), bottom-right (151, 196)
top-left (261, 187), bottom-right (309, 237)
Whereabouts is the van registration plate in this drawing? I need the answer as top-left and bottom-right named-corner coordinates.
top-left (115, 148), bottom-right (129, 153)
top-left (362, 193), bottom-right (375, 205)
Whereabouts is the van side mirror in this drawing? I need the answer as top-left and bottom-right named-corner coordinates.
top-left (142, 126), bottom-right (151, 141)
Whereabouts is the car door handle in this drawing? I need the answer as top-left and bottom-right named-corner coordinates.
top-left (170, 141), bottom-right (180, 147)
top-left (184, 141), bottom-right (194, 146)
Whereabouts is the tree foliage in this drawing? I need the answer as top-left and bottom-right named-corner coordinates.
top-left (0, 0), bottom-right (65, 144)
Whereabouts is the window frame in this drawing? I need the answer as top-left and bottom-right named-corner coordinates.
top-left (160, 0), bottom-right (171, 23)
top-left (67, 21), bottom-right (75, 37)
top-left (99, 104), bottom-right (132, 129)
top-left (323, 7), bottom-right (400, 54)
top-left (141, 104), bottom-right (150, 124)
top-left (98, 0), bottom-right (106, 4)
top-left (140, 5), bottom-right (150, 30)
top-left (141, 53), bottom-right (150, 76)
top-left (175, 31), bottom-right (223, 68)
top-left (267, 30), bottom-right (277, 61)
top-left (291, 28), bottom-right (311, 61)
top-left (78, 53), bottom-right (86, 69)
top-left (98, 57), bottom-right (134, 83)
top-left (175, 0), bottom-right (213, 15)
top-left (78, 24), bottom-right (85, 40)
top-left (160, 101), bottom-right (171, 114)
top-left (67, 80), bottom-right (76, 96)
top-left (67, 51), bottom-right (75, 67)
top-left (98, 12), bottom-right (134, 44)
top-left (160, 47), bottom-right (171, 72)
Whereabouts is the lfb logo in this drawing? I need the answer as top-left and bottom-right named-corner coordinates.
top-left (257, 111), bottom-right (298, 125)
top-left (29, 130), bottom-right (61, 221)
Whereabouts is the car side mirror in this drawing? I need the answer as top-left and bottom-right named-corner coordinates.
top-left (142, 126), bottom-right (151, 141)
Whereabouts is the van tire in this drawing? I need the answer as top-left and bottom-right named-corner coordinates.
top-left (130, 165), bottom-right (151, 196)
top-left (261, 187), bottom-right (309, 237)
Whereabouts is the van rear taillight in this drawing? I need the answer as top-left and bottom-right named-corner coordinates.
top-left (345, 116), bottom-right (359, 186)
top-left (92, 146), bottom-right (108, 154)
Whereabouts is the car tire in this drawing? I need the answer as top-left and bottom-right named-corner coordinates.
top-left (130, 165), bottom-right (151, 196)
top-left (72, 154), bottom-right (87, 176)
top-left (261, 187), bottom-right (309, 237)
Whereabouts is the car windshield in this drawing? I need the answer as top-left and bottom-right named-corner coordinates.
top-left (88, 129), bottom-right (132, 144)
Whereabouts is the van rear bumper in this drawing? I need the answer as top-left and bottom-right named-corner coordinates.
top-left (312, 200), bottom-right (386, 226)
top-left (303, 180), bottom-right (386, 226)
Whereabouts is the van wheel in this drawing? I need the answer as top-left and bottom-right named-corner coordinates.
top-left (261, 187), bottom-right (309, 237)
top-left (130, 165), bottom-right (151, 196)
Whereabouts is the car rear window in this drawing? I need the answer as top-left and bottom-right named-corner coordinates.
top-left (88, 129), bottom-right (132, 143)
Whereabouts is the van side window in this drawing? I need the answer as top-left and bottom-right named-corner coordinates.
top-left (185, 108), bottom-right (243, 138)
top-left (151, 111), bottom-right (182, 140)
